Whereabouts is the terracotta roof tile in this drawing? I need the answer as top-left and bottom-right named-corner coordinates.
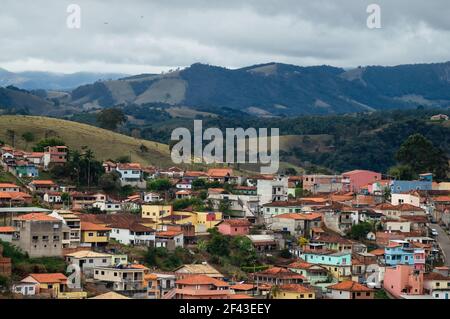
top-left (328, 280), bottom-right (374, 292)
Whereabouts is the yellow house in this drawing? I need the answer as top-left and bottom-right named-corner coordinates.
top-left (168, 211), bottom-right (222, 234)
top-left (271, 284), bottom-right (316, 299)
top-left (80, 222), bottom-right (111, 247)
top-left (141, 205), bottom-right (173, 224)
top-left (19, 273), bottom-right (85, 299)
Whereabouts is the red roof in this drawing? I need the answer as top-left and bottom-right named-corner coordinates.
top-left (0, 226), bottom-right (16, 233)
top-left (0, 183), bottom-right (18, 188)
top-left (29, 273), bottom-right (67, 283)
top-left (207, 168), bottom-right (233, 177)
top-left (220, 219), bottom-right (251, 227)
top-left (15, 213), bottom-right (57, 221)
top-left (274, 213), bottom-right (322, 221)
top-left (279, 284), bottom-right (314, 294)
top-left (328, 281), bottom-right (374, 292)
top-left (31, 180), bottom-right (56, 186)
top-left (176, 275), bottom-right (229, 287)
top-left (81, 222), bottom-right (111, 231)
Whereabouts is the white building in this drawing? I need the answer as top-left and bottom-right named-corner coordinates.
top-left (93, 201), bottom-right (122, 213)
top-left (65, 250), bottom-right (114, 277)
top-left (391, 193), bottom-right (420, 207)
top-left (257, 176), bottom-right (289, 205)
top-left (143, 192), bottom-right (161, 203)
top-left (116, 163), bottom-right (146, 188)
top-left (12, 282), bottom-right (38, 296)
top-left (109, 222), bottom-right (155, 246)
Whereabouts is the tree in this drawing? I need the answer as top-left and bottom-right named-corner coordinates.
top-left (147, 179), bottom-right (172, 192)
top-left (22, 131), bottom-right (35, 148)
top-left (33, 138), bottom-right (65, 152)
top-left (206, 228), bottom-right (230, 256)
top-left (388, 164), bottom-right (416, 180)
top-left (348, 222), bottom-right (373, 240)
top-left (395, 134), bottom-right (449, 180)
top-left (96, 108), bottom-right (127, 131)
top-left (99, 172), bottom-right (121, 192)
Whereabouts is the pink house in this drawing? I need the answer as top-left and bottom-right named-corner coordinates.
top-left (413, 249), bottom-right (426, 271)
top-left (342, 170), bottom-right (382, 193)
top-left (383, 265), bottom-right (423, 298)
top-left (217, 219), bottom-right (251, 236)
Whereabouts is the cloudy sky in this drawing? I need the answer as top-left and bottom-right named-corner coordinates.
top-left (1, 0), bottom-right (449, 74)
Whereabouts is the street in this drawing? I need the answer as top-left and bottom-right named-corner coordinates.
top-left (432, 224), bottom-right (450, 267)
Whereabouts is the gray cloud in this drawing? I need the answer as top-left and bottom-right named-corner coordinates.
top-left (0, 0), bottom-right (449, 74)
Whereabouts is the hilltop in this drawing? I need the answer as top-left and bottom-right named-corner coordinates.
top-left (0, 116), bottom-right (171, 167)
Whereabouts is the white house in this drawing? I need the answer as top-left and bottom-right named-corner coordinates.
top-left (143, 192), bottom-right (161, 203)
top-left (257, 175), bottom-right (289, 205)
top-left (391, 193), bottom-right (420, 207)
top-left (65, 250), bottom-right (114, 277)
top-left (12, 282), bottom-right (38, 296)
top-left (176, 180), bottom-right (192, 190)
top-left (116, 163), bottom-right (145, 188)
top-left (108, 222), bottom-right (155, 246)
top-left (93, 201), bottom-right (122, 213)
top-left (43, 192), bottom-right (62, 204)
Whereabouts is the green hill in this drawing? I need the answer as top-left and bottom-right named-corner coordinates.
top-left (0, 115), bottom-right (171, 167)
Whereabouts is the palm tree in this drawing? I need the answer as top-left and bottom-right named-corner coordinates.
top-left (83, 148), bottom-right (94, 188)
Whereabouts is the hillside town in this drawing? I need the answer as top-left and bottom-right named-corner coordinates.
top-left (0, 142), bottom-right (450, 300)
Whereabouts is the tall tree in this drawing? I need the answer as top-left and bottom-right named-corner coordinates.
top-left (395, 134), bottom-right (449, 181)
top-left (96, 108), bottom-right (127, 131)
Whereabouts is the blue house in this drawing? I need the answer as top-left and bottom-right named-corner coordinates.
top-left (384, 240), bottom-right (414, 266)
top-left (390, 180), bottom-right (432, 194)
top-left (15, 162), bottom-right (39, 178)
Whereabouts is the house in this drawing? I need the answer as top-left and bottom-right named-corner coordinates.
top-left (207, 168), bottom-right (235, 184)
top-left (233, 185), bottom-right (257, 196)
top-left (15, 161), bottom-right (39, 177)
top-left (342, 170), bottom-right (381, 193)
top-left (174, 274), bottom-right (231, 299)
top-left (208, 193), bottom-right (260, 218)
top-left (271, 284), bottom-right (316, 299)
top-left (163, 210), bottom-right (223, 235)
top-left (0, 226), bottom-right (15, 242)
top-left (90, 291), bottom-right (130, 299)
top-left (43, 192), bottom-right (63, 205)
top-left (108, 220), bottom-right (155, 246)
top-left (326, 281), bottom-right (374, 299)
top-left (246, 234), bottom-right (277, 252)
top-left (146, 272), bottom-right (176, 299)
top-left (174, 263), bottom-right (223, 279)
top-left (257, 175), bottom-right (289, 205)
top-left (175, 190), bottom-right (192, 199)
top-left (430, 114), bottom-right (449, 121)
top-left (11, 213), bottom-right (63, 258)
top-left (320, 203), bottom-right (355, 235)
top-left (217, 219), bottom-right (251, 236)
top-left (0, 183), bottom-right (20, 192)
top-left (70, 192), bottom-right (106, 210)
top-left (391, 192), bottom-right (421, 207)
top-left (287, 260), bottom-right (329, 284)
top-left (28, 180), bottom-right (58, 193)
top-left (298, 244), bottom-right (352, 281)
top-left (80, 222), bottom-right (111, 247)
top-left (43, 146), bottom-right (68, 169)
top-left (423, 272), bottom-right (450, 299)
top-left (383, 265), bottom-right (423, 298)
top-left (49, 210), bottom-right (81, 248)
top-left (141, 204), bottom-right (173, 224)
top-left (155, 230), bottom-right (184, 250)
top-left (65, 250), bottom-right (113, 277)
top-left (390, 180), bottom-right (432, 194)
top-left (143, 192), bottom-right (162, 203)
top-left (93, 264), bottom-right (147, 296)
top-left (93, 200), bottom-right (122, 213)
top-left (18, 273), bottom-right (87, 299)
top-left (310, 233), bottom-right (354, 253)
top-left (116, 163), bottom-right (145, 188)
top-left (12, 281), bottom-right (38, 296)
top-left (23, 152), bottom-right (44, 166)
top-left (0, 191), bottom-right (32, 206)
top-left (252, 267), bottom-right (306, 286)
top-left (302, 174), bottom-right (343, 194)
top-left (270, 213), bottom-right (322, 237)
top-left (176, 180), bottom-right (192, 190)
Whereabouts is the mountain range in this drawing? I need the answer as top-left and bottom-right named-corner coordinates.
top-left (1, 61), bottom-right (450, 117)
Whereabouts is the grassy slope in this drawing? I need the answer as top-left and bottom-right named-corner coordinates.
top-left (0, 115), bottom-right (171, 167)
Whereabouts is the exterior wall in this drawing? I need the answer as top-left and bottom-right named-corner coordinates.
top-left (383, 265), bottom-right (423, 298)
top-left (93, 267), bottom-right (145, 291)
top-left (81, 230), bottom-right (109, 244)
top-left (217, 224), bottom-right (249, 236)
top-left (342, 171), bottom-right (381, 193)
top-left (142, 205), bottom-right (173, 223)
top-left (273, 290), bottom-right (315, 299)
top-left (12, 220), bottom-right (63, 258)
top-left (110, 228), bottom-right (155, 246)
top-left (66, 256), bottom-right (112, 276)
top-left (327, 289), bottom-right (351, 299)
top-left (390, 181), bottom-right (432, 194)
top-left (391, 194), bottom-right (420, 207)
top-left (257, 177), bottom-right (289, 205)
top-left (385, 221), bottom-right (411, 233)
top-left (303, 175), bottom-right (343, 194)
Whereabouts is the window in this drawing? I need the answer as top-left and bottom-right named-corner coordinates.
top-left (53, 235), bottom-right (59, 241)
top-left (32, 236), bottom-right (38, 241)
top-left (88, 232), bottom-right (94, 237)
top-left (366, 292), bottom-right (370, 296)
top-left (89, 259), bottom-right (93, 263)
top-left (101, 271), bottom-right (105, 275)
top-left (102, 259), bottom-right (107, 263)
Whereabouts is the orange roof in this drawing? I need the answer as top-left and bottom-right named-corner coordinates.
top-left (328, 281), bottom-right (374, 292)
top-left (15, 213), bottom-right (57, 221)
top-left (0, 226), bottom-right (15, 233)
top-left (220, 219), bottom-right (251, 227)
top-left (276, 212), bottom-right (322, 221)
top-left (81, 222), bottom-right (111, 231)
top-left (369, 249), bottom-right (385, 256)
top-left (396, 204), bottom-right (424, 212)
top-left (29, 273), bottom-right (67, 283)
top-left (185, 171), bottom-right (208, 177)
top-left (31, 180), bottom-right (56, 186)
top-left (434, 196), bottom-right (450, 202)
top-left (156, 230), bottom-right (183, 238)
top-left (130, 264), bottom-right (149, 270)
top-left (229, 294), bottom-right (254, 299)
top-left (207, 168), bottom-right (233, 177)
top-left (279, 284), bottom-right (314, 294)
top-left (230, 283), bottom-right (255, 291)
top-left (0, 183), bottom-right (18, 188)
top-left (176, 275), bottom-right (229, 287)
top-left (144, 274), bottom-right (158, 281)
